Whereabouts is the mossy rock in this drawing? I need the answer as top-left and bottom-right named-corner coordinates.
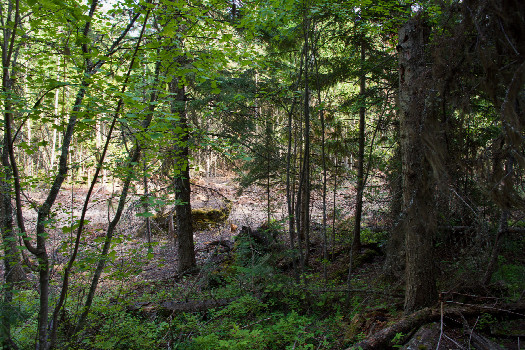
top-left (136, 201), bottom-right (232, 236)
top-left (192, 204), bottom-right (231, 231)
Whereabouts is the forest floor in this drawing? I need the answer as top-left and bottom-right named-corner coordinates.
top-left (8, 173), bottom-right (369, 284)
top-left (2, 174), bottom-right (524, 349)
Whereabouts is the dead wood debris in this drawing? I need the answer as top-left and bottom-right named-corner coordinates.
top-left (348, 302), bottom-right (525, 350)
top-left (127, 297), bottom-right (238, 317)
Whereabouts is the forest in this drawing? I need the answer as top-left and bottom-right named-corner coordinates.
top-left (0, 0), bottom-right (524, 349)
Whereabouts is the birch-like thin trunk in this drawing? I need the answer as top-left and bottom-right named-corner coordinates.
top-left (68, 15), bottom-right (156, 338)
top-left (51, 56), bottom-right (60, 171)
top-left (296, 13), bottom-right (311, 266)
top-left (331, 159), bottom-right (338, 259)
top-left (143, 157), bottom-right (152, 247)
top-left (27, 117), bottom-right (32, 175)
top-left (352, 42), bottom-right (366, 254)
top-left (286, 51), bottom-right (303, 278)
top-left (312, 34), bottom-right (328, 283)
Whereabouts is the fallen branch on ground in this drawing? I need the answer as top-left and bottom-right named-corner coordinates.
top-left (127, 297), bottom-right (238, 316)
top-left (348, 302), bottom-right (525, 350)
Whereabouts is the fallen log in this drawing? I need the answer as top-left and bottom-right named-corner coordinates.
top-left (127, 297), bottom-right (237, 317)
top-left (469, 331), bottom-right (505, 350)
top-left (348, 302), bottom-right (525, 350)
top-left (161, 298), bottom-right (237, 313)
top-left (349, 307), bottom-right (435, 350)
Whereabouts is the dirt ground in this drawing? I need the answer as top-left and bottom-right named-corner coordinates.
top-left (1, 173), bottom-right (388, 288)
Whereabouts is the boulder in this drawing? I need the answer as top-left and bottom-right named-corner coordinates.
top-left (136, 200), bottom-right (231, 237)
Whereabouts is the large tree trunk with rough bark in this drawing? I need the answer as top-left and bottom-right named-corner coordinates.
top-left (169, 79), bottom-right (196, 274)
top-left (398, 16), bottom-right (437, 314)
top-left (383, 143), bottom-right (405, 280)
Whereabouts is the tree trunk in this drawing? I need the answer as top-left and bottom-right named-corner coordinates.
top-left (313, 36), bottom-right (328, 282)
top-left (398, 16), bottom-right (437, 313)
top-left (143, 157), bottom-right (152, 247)
top-left (264, 109), bottom-right (272, 225)
top-left (331, 159), bottom-right (338, 259)
top-left (484, 154), bottom-right (514, 286)
top-left (1, 140), bottom-right (26, 349)
top-left (285, 80), bottom-right (300, 278)
top-left (51, 56), bottom-right (60, 171)
top-left (297, 13), bottom-right (311, 266)
top-left (0, 166), bottom-right (26, 282)
top-left (27, 118), bottom-right (32, 175)
top-left (1, 131), bottom-right (26, 287)
top-left (1, 3), bottom-right (27, 345)
top-left (169, 79), bottom-right (196, 274)
top-left (352, 41), bottom-right (366, 254)
top-left (383, 145), bottom-right (405, 280)
top-left (288, 48), bottom-right (304, 275)
top-left (50, 9), bottom-right (151, 345)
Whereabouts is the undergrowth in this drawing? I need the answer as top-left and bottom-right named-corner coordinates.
top-left (3, 226), bottom-right (360, 349)
top-left (4, 222), bottom-right (523, 349)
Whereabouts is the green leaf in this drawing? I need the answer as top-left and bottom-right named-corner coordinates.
top-left (108, 250), bottom-right (117, 261)
top-left (136, 212), bottom-right (155, 218)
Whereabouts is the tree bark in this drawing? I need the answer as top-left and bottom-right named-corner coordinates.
top-left (1, 140), bottom-right (25, 350)
top-left (398, 16), bottom-right (437, 313)
top-left (287, 48), bottom-right (304, 276)
top-left (285, 76), bottom-right (300, 278)
top-left (169, 79), bottom-right (196, 274)
top-left (296, 13), bottom-right (311, 266)
top-left (484, 154), bottom-right (513, 286)
top-left (1, 123), bottom-right (26, 288)
top-left (313, 34), bottom-right (328, 282)
top-left (143, 157), bottom-right (152, 247)
top-left (382, 144), bottom-right (405, 280)
top-left (0, 1), bottom-right (27, 347)
top-left (352, 41), bottom-right (366, 254)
